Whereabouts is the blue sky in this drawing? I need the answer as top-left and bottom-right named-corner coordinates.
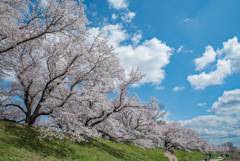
top-left (83, 0), bottom-right (240, 146)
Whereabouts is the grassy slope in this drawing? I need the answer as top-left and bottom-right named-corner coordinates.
top-left (0, 121), bottom-right (169, 161)
top-left (174, 149), bottom-right (232, 161)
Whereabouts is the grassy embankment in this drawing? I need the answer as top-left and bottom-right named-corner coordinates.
top-left (174, 149), bottom-right (233, 161)
top-left (0, 121), bottom-right (169, 161)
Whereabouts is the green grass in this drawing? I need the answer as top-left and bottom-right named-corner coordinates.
top-left (0, 121), bottom-right (169, 161)
top-left (174, 149), bottom-right (226, 161)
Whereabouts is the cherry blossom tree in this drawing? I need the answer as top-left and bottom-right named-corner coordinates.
top-left (159, 121), bottom-right (233, 153)
top-left (96, 99), bottom-right (164, 149)
top-left (221, 141), bottom-right (238, 152)
top-left (0, 0), bottom-right (88, 80)
top-left (160, 121), bottom-right (183, 148)
top-left (0, 32), bottom-right (126, 127)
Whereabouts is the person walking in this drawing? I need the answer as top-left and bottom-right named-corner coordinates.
top-left (204, 154), bottom-right (208, 161)
top-left (207, 155), bottom-right (210, 161)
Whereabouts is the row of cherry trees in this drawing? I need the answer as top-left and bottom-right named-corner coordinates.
top-left (0, 0), bottom-right (239, 152)
top-left (161, 122), bottom-right (240, 152)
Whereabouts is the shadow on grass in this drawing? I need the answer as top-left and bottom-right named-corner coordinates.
top-left (1, 121), bottom-right (148, 161)
top-left (1, 121), bottom-right (80, 159)
top-left (82, 139), bottom-right (139, 160)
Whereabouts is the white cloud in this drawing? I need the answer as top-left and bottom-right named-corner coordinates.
top-left (90, 3), bottom-right (97, 8)
top-left (202, 129), bottom-right (229, 137)
top-left (180, 88), bottom-right (240, 145)
top-left (4, 70), bottom-right (17, 82)
top-left (188, 37), bottom-right (240, 90)
top-left (194, 46), bottom-right (217, 71)
top-left (188, 56), bottom-right (233, 90)
top-left (88, 24), bottom-right (174, 86)
top-left (197, 102), bottom-right (207, 106)
top-left (211, 88), bottom-right (240, 115)
top-left (88, 23), bottom-right (128, 48)
top-left (117, 38), bottom-right (173, 85)
top-left (173, 86), bottom-right (185, 91)
top-left (131, 31), bottom-right (142, 46)
top-left (179, 90), bottom-right (240, 145)
top-left (112, 13), bottom-right (118, 20)
top-left (121, 12), bottom-right (136, 23)
top-left (180, 115), bottom-right (237, 130)
top-left (176, 46), bottom-right (184, 53)
top-left (219, 37), bottom-right (240, 72)
top-left (103, 24), bottom-right (128, 47)
top-left (92, 12), bottom-right (97, 17)
top-left (159, 111), bottom-right (170, 124)
top-left (176, 45), bottom-right (193, 53)
top-left (184, 49), bottom-right (193, 53)
top-left (103, 17), bottom-right (108, 23)
top-left (179, 114), bottom-right (240, 146)
top-left (108, 0), bottom-right (128, 10)
top-left (184, 18), bottom-right (193, 22)
top-left (40, 0), bottom-right (48, 7)
top-left (155, 86), bottom-right (164, 90)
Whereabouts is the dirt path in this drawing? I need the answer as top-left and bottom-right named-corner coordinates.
top-left (164, 152), bottom-right (178, 161)
top-left (202, 157), bottom-right (224, 161)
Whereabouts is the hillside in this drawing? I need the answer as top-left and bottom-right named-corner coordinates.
top-left (0, 121), bottom-right (169, 161)
top-left (173, 149), bottom-right (224, 161)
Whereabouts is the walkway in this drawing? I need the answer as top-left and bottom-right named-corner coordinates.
top-left (202, 157), bottom-right (224, 161)
top-left (164, 152), bottom-right (178, 161)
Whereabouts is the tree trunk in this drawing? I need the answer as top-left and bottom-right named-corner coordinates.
top-left (26, 116), bottom-right (37, 127)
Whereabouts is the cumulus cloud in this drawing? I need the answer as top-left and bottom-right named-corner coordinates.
top-left (117, 38), bottom-right (173, 85)
top-left (188, 37), bottom-right (240, 90)
top-left (180, 115), bottom-right (237, 130)
top-left (194, 46), bottom-right (217, 71)
top-left (88, 23), bottom-right (128, 48)
top-left (202, 129), bottom-right (230, 137)
top-left (188, 59), bottom-right (232, 89)
top-left (219, 37), bottom-right (240, 72)
top-left (173, 86), bottom-right (185, 91)
top-left (108, 0), bottom-right (128, 9)
top-left (179, 114), bottom-right (240, 145)
top-left (179, 89), bottom-right (240, 145)
top-left (112, 13), bottom-right (118, 20)
top-left (211, 88), bottom-right (240, 115)
top-left (88, 23), bottom-right (174, 86)
top-left (131, 31), bottom-right (142, 46)
top-left (197, 102), bottom-right (207, 106)
top-left (121, 12), bottom-right (136, 23)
